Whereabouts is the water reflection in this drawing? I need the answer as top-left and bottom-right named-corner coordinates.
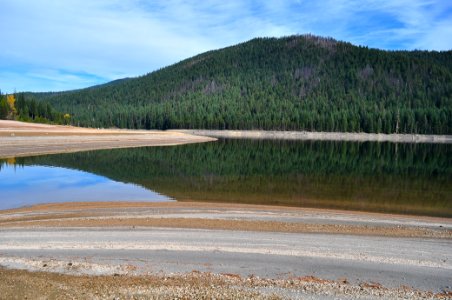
top-left (1, 139), bottom-right (451, 216)
top-left (0, 164), bottom-right (172, 210)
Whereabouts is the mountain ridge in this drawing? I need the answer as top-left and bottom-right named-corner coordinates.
top-left (28, 34), bottom-right (452, 134)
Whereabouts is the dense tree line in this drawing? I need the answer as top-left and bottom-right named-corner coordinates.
top-left (0, 92), bottom-right (69, 124)
top-left (30, 35), bottom-right (452, 134)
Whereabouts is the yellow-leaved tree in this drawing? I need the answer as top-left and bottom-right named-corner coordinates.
top-left (63, 113), bottom-right (71, 125)
top-left (6, 94), bottom-right (16, 115)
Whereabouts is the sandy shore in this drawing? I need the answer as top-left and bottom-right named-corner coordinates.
top-left (176, 129), bottom-right (452, 143)
top-left (3, 268), bottom-right (450, 300)
top-left (0, 202), bottom-right (451, 299)
top-left (2, 202), bottom-right (451, 238)
top-left (0, 120), bottom-right (215, 158)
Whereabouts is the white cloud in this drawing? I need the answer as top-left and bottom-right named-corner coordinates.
top-left (415, 22), bottom-right (452, 50)
top-left (0, 0), bottom-right (450, 93)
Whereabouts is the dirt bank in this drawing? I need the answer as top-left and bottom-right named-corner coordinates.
top-left (1, 202), bottom-right (451, 238)
top-left (1, 202), bottom-right (451, 298)
top-left (176, 129), bottom-right (452, 143)
top-left (0, 120), bottom-right (215, 158)
top-left (1, 267), bottom-right (450, 300)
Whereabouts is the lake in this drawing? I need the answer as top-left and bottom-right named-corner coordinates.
top-left (1, 139), bottom-right (451, 217)
top-left (0, 163), bottom-right (172, 210)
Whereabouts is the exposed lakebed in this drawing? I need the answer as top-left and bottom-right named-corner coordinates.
top-left (1, 139), bottom-right (451, 217)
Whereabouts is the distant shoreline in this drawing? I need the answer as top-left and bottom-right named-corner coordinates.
top-left (176, 129), bottom-right (452, 144)
top-left (1, 119), bottom-right (450, 161)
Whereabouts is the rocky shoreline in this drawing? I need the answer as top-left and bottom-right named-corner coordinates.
top-left (177, 129), bottom-right (452, 143)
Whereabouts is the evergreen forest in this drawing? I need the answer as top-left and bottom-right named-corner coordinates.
top-left (0, 92), bottom-right (69, 124)
top-left (16, 35), bottom-right (452, 133)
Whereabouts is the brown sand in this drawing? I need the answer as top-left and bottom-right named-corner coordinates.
top-left (1, 202), bottom-right (450, 239)
top-left (2, 267), bottom-right (449, 300)
top-left (0, 120), bottom-right (215, 158)
top-left (1, 202), bottom-right (451, 298)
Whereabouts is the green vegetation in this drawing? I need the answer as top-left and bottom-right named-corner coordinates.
top-left (30, 35), bottom-right (452, 134)
top-left (0, 92), bottom-right (69, 124)
top-left (8, 140), bottom-right (452, 217)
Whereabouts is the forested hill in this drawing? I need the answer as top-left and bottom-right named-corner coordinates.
top-left (31, 35), bottom-right (452, 134)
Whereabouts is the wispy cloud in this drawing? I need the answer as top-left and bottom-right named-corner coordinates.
top-left (0, 0), bottom-right (450, 93)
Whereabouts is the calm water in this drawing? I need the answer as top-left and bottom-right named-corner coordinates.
top-left (1, 139), bottom-right (451, 217)
top-left (0, 164), bottom-right (171, 210)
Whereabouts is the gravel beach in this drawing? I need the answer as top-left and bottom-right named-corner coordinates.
top-left (0, 202), bottom-right (451, 299)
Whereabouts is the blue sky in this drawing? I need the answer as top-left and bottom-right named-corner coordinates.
top-left (1, 0), bottom-right (451, 93)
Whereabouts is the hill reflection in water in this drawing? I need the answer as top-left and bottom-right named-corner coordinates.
top-left (2, 139), bottom-right (451, 217)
